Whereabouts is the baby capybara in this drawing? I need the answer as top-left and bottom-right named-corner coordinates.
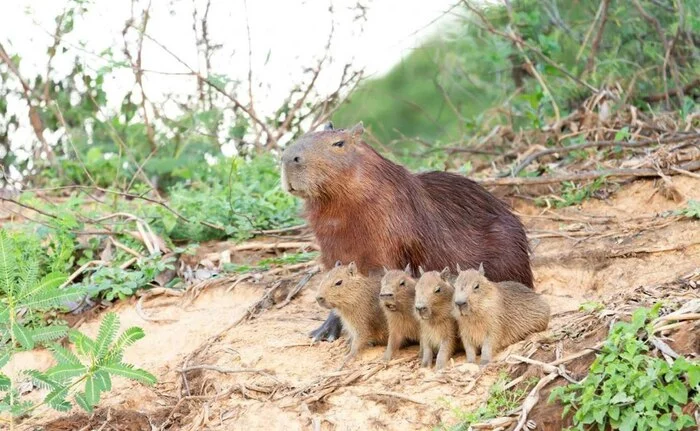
top-left (414, 268), bottom-right (459, 370)
top-left (315, 261), bottom-right (388, 365)
top-left (452, 264), bottom-right (550, 365)
top-left (380, 265), bottom-right (422, 361)
top-left (281, 121), bottom-right (533, 342)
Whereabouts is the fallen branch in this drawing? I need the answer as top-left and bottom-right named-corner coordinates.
top-left (276, 266), bottom-right (321, 309)
top-left (503, 133), bottom-right (699, 177)
top-left (181, 364), bottom-right (274, 376)
top-left (513, 372), bottom-right (559, 431)
top-left (232, 242), bottom-right (318, 252)
top-left (361, 390), bottom-right (426, 406)
top-left (480, 159), bottom-right (700, 186)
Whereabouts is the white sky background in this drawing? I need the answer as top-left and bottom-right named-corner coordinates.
top-left (1, 0), bottom-right (462, 167)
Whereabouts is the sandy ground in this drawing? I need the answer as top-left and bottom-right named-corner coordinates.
top-left (4, 176), bottom-right (699, 431)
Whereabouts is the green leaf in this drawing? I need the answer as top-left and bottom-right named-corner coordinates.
top-left (101, 362), bottom-right (156, 385)
top-left (105, 326), bottom-right (145, 362)
top-left (30, 325), bottom-right (68, 344)
top-left (94, 312), bottom-right (119, 359)
top-left (610, 392), bottom-right (633, 404)
top-left (687, 364), bottom-right (700, 388)
top-left (666, 380), bottom-right (688, 404)
top-left (0, 373), bottom-right (10, 390)
top-left (24, 370), bottom-right (59, 390)
top-left (74, 391), bottom-right (93, 413)
top-left (46, 363), bottom-right (87, 381)
top-left (13, 323), bottom-right (35, 350)
top-left (84, 375), bottom-right (100, 406)
top-left (22, 286), bottom-right (83, 310)
top-left (0, 349), bottom-right (10, 369)
top-left (49, 343), bottom-right (82, 366)
top-left (94, 369), bottom-right (112, 392)
top-left (18, 271), bottom-right (66, 303)
top-left (69, 330), bottom-right (96, 357)
top-left (0, 230), bottom-right (17, 296)
top-left (44, 386), bottom-right (71, 412)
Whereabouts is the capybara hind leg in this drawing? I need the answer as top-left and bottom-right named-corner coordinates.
top-left (310, 311), bottom-right (342, 342)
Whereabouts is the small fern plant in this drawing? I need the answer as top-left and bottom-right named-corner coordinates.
top-left (0, 229), bottom-right (156, 421)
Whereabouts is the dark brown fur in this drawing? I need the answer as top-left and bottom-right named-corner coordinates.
top-left (452, 266), bottom-right (550, 365)
top-left (281, 122), bottom-right (532, 340)
top-left (414, 268), bottom-right (459, 370)
top-left (379, 266), bottom-right (422, 361)
top-left (315, 262), bottom-right (388, 364)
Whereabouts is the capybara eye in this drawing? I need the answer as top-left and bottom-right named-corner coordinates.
top-left (434, 286), bottom-right (441, 293)
top-left (332, 141), bottom-right (345, 148)
top-left (473, 284), bottom-right (479, 291)
top-left (334, 280), bottom-right (343, 286)
top-left (399, 280), bottom-right (405, 287)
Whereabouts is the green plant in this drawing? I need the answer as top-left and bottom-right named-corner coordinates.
top-left (0, 229), bottom-right (155, 420)
top-left (436, 373), bottom-right (536, 430)
top-left (554, 177), bottom-right (608, 208)
top-left (678, 200), bottom-right (700, 220)
top-left (579, 301), bottom-right (605, 313)
top-left (222, 251), bottom-right (318, 274)
top-left (550, 304), bottom-right (700, 431)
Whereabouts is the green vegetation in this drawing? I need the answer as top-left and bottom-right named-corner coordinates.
top-left (436, 373), bottom-right (537, 431)
top-left (550, 304), bottom-right (700, 431)
top-left (678, 200), bottom-right (700, 220)
top-left (0, 230), bottom-right (154, 419)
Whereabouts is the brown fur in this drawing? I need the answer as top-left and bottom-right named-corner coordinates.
top-left (315, 262), bottom-right (388, 363)
top-left (379, 266), bottom-right (422, 361)
top-left (414, 269), bottom-right (459, 369)
top-left (280, 122), bottom-right (533, 286)
top-left (452, 266), bottom-right (550, 365)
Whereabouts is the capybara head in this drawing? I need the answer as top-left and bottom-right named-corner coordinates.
top-left (453, 263), bottom-right (496, 316)
top-left (380, 264), bottom-right (416, 312)
top-left (414, 267), bottom-right (454, 320)
top-left (315, 260), bottom-right (360, 309)
top-left (280, 122), bottom-right (366, 199)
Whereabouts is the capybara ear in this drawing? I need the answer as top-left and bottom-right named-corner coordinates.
top-left (439, 267), bottom-right (450, 281)
top-left (404, 263), bottom-right (412, 275)
top-left (348, 261), bottom-right (357, 275)
top-left (334, 260), bottom-right (342, 268)
top-left (383, 266), bottom-right (389, 275)
top-left (478, 262), bottom-right (485, 275)
top-left (323, 121), bottom-right (334, 131)
top-left (456, 263), bottom-right (462, 273)
top-left (349, 121), bottom-right (364, 139)
top-left (418, 266), bottom-right (424, 276)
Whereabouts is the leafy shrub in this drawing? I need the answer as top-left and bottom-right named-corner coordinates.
top-left (0, 229), bottom-right (155, 420)
top-left (550, 304), bottom-right (700, 431)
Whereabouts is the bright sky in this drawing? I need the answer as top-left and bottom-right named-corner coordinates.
top-left (1, 0), bottom-right (460, 116)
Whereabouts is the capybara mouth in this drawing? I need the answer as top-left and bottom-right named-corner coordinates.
top-left (458, 304), bottom-right (469, 315)
top-left (383, 302), bottom-right (397, 311)
top-left (418, 310), bottom-right (430, 319)
top-left (316, 298), bottom-right (331, 309)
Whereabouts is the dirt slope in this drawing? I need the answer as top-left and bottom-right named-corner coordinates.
top-left (8, 176), bottom-right (699, 431)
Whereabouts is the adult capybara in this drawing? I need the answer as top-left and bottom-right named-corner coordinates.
top-left (280, 121), bottom-right (532, 341)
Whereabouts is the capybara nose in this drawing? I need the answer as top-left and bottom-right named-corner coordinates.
top-left (454, 300), bottom-right (466, 307)
top-left (415, 306), bottom-right (426, 313)
top-left (316, 296), bottom-right (325, 305)
top-left (379, 293), bottom-right (393, 299)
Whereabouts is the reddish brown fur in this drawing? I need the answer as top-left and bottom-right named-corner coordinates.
top-left (414, 269), bottom-right (460, 370)
top-left (281, 123), bottom-right (533, 287)
top-left (452, 267), bottom-right (550, 365)
top-left (379, 267), bottom-right (422, 361)
top-left (315, 262), bottom-right (388, 364)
